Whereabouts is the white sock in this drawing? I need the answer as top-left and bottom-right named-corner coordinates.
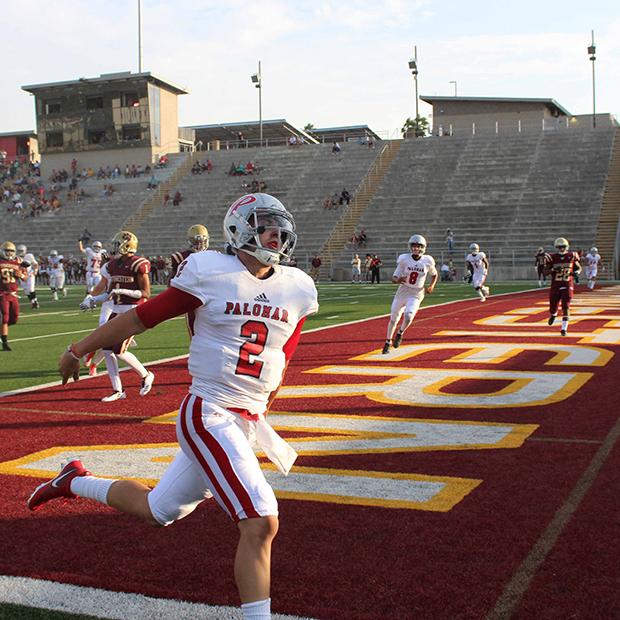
top-left (477, 288), bottom-right (485, 299)
top-left (104, 351), bottom-right (123, 392)
top-left (561, 318), bottom-right (569, 331)
top-left (117, 351), bottom-right (148, 378)
top-left (70, 476), bottom-right (115, 505)
top-left (241, 598), bottom-right (271, 620)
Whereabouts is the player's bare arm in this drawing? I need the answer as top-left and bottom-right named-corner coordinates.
top-left (392, 274), bottom-right (406, 284)
top-left (426, 271), bottom-right (438, 294)
top-left (78, 240), bottom-right (85, 253)
top-left (60, 310), bottom-right (147, 384)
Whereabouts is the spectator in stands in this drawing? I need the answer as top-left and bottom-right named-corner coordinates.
top-left (236, 131), bottom-right (244, 147)
top-left (339, 188), bottom-right (351, 206)
top-left (229, 162), bottom-right (237, 176)
top-left (173, 190), bottom-right (183, 206)
top-left (288, 135), bottom-right (298, 147)
top-left (71, 158), bottom-right (77, 177)
top-left (163, 192), bottom-right (170, 207)
top-left (245, 161), bottom-right (255, 174)
top-left (310, 254), bottom-right (322, 282)
top-left (367, 136), bottom-right (375, 149)
top-left (332, 141), bottom-right (341, 154)
top-left (158, 154), bottom-right (169, 167)
top-left (370, 255), bottom-right (382, 284)
top-left (323, 195), bottom-right (332, 210)
top-left (446, 228), bottom-right (454, 255)
top-left (147, 174), bottom-right (158, 189)
top-left (440, 261), bottom-right (452, 282)
top-left (205, 159), bottom-right (213, 173)
top-left (357, 229), bottom-right (367, 247)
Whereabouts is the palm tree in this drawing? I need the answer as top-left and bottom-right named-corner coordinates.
top-left (401, 115), bottom-right (429, 138)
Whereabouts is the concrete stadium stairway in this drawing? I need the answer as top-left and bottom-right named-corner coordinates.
top-left (594, 127), bottom-right (620, 277)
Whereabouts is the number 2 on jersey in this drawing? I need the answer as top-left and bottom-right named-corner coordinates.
top-left (235, 320), bottom-right (269, 378)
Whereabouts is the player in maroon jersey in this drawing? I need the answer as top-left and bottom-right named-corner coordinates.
top-left (544, 237), bottom-right (581, 336)
top-left (534, 247), bottom-right (549, 287)
top-left (0, 241), bottom-right (28, 351)
top-left (82, 231), bottom-right (155, 401)
top-left (168, 224), bottom-right (210, 283)
top-left (168, 224), bottom-right (209, 338)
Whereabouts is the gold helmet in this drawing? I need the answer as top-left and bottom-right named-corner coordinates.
top-left (554, 237), bottom-right (569, 253)
top-left (111, 230), bottom-right (138, 256)
top-left (187, 224), bottom-right (209, 252)
top-left (1, 241), bottom-right (16, 259)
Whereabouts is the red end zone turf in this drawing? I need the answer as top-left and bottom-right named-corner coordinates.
top-left (0, 287), bottom-right (619, 618)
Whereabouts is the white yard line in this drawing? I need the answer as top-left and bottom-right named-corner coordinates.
top-left (0, 576), bottom-right (314, 620)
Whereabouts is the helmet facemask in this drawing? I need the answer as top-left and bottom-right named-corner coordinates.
top-left (1, 242), bottom-right (16, 260)
top-left (225, 195), bottom-right (297, 266)
top-left (187, 225), bottom-right (210, 252)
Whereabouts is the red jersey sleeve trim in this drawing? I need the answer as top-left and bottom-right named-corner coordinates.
top-left (282, 317), bottom-right (306, 361)
top-left (136, 286), bottom-right (202, 328)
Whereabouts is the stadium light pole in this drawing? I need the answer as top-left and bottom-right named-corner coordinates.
top-left (449, 80), bottom-right (457, 97)
top-left (588, 31), bottom-right (596, 129)
top-left (251, 61), bottom-right (262, 146)
top-left (137, 0), bottom-right (143, 73)
top-left (408, 46), bottom-right (419, 120)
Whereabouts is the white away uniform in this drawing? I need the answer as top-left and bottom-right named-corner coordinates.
top-left (83, 247), bottom-right (103, 291)
top-left (20, 253), bottom-right (38, 295)
top-left (390, 253), bottom-right (437, 322)
top-left (148, 251), bottom-right (319, 525)
top-left (585, 252), bottom-right (601, 280)
top-left (48, 255), bottom-right (65, 291)
top-left (466, 251), bottom-right (488, 288)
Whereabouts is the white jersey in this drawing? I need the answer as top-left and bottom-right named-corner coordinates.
top-left (48, 255), bottom-right (64, 273)
top-left (83, 247), bottom-right (103, 274)
top-left (22, 253), bottom-right (38, 275)
top-left (585, 252), bottom-right (600, 268)
top-left (466, 252), bottom-right (488, 275)
top-left (393, 253), bottom-right (437, 294)
top-left (171, 251), bottom-right (319, 414)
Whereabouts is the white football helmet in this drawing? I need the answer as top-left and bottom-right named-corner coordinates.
top-left (408, 234), bottom-right (426, 255)
top-left (49, 250), bottom-right (59, 258)
top-left (223, 193), bottom-right (297, 266)
top-left (590, 246), bottom-right (598, 254)
top-left (16, 244), bottom-right (27, 257)
top-left (469, 243), bottom-right (480, 254)
top-left (92, 241), bottom-right (103, 252)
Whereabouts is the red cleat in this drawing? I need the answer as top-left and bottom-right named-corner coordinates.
top-left (27, 459), bottom-right (91, 511)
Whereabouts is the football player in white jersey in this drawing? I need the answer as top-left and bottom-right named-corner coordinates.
top-left (30, 193), bottom-right (319, 620)
top-left (584, 246), bottom-right (601, 290)
top-left (78, 239), bottom-right (104, 293)
top-left (382, 234), bottom-right (437, 354)
top-left (16, 244), bottom-right (40, 308)
top-left (48, 250), bottom-right (66, 300)
top-left (465, 243), bottom-right (490, 302)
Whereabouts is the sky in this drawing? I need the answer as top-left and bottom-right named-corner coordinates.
top-left (1, 0), bottom-right (619, 138)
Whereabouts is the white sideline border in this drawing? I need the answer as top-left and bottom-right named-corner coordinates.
top-left (0, 576), bottom-right (315, 620)
top-left (1, 286), bottom-right (538, 400)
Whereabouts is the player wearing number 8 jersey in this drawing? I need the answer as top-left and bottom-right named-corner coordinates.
top-left (382, 234), bottom-right (437, 354)
top-left (544, 237), bottom-right (580, 336)
top-left (29, 193), bottom-right (318, 620)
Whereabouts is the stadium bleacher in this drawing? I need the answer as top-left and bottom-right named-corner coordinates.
top-left (2, 128), bottom-right (617, 280)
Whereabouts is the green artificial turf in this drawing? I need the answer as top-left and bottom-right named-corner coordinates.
top-left (0, 281), bottom-right (534, 395)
